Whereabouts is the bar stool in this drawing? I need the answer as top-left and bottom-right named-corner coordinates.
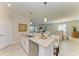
top-left (53, 36), bottom-right (59, 56)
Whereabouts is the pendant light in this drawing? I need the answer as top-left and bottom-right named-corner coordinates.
top-left (44, 17), bottom-right (47, 22)
top-left (30, 20), bottom-right (32, 25)
top-left (44, 2), bottom-right (47, 4)
top-left (30, 11), bottom-right (33, 25)
top-left (44, 2), bottom-right (47, 22)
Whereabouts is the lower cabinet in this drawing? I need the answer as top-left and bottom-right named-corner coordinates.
top-left (29, 40), bottom-right (39, 56)
top-left (21, 37), bottom-right (56, 56)
top-left (39, 43), bottom-right (54, 56)
top-left (20, 37), bottom-right (29, 55)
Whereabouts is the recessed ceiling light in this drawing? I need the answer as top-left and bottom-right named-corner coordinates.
top-left (44, 18), bottom-right (47, 22)
top-left (8, 3), bottom-right (12, 7)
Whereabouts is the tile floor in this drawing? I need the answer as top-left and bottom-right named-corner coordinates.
top-left (59, 38), bottom-right (79, 56)
top-left (0, 43), bottom-right (27, 56)
top-left (0, 38), bottom-right (79, 56)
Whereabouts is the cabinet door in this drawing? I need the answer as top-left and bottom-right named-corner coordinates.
top-left (20, 37), bottom-right (29, 55)
top-left (39, 43), bottom-right (54, 56)
top-left (29, 40), bottom-right (39, 56)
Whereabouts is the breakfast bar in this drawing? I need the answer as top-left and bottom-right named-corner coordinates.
top-left (21, 34), bottom-right (59, 56)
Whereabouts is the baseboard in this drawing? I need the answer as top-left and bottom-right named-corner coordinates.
top-left (0, 41), bottom-right (12, 50)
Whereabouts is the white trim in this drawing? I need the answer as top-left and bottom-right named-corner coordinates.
top-left (0, 40), bottom-right (12, 50)
top-left (0, 5), bottom-right (30, 20)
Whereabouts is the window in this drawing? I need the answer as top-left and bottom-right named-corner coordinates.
top-left (58, 24), bottom-right (66, 32)
top-left (30, 25), bottom-right (37, 33)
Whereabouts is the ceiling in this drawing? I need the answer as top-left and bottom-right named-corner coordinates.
top-left (0, 2), bottom-right (79, 24)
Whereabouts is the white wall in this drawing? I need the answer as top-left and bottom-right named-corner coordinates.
top-left (12, 14), bottom-right (30, 43)
top-left (0, 6), bottom-right (13, 49)
top-left (0, 5), bottom-right (30, 49)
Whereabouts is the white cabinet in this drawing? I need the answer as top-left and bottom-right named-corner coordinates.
top-left (29, 40), bottom-right (39, 56)
top-left (20, 37), bottom-right (29, 55)
top-left (21, 35), bottom-right (59, 56)
top-left (39, 43), bottom-right (54, 56)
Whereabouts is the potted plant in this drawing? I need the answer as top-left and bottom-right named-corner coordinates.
top-left (73, 26), bottom-right (76, 32)
top-left (72, 26), bottom-right (78, 38)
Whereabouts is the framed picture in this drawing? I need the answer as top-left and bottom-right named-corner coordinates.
top-left (19, 24), bottom-right (27, 32)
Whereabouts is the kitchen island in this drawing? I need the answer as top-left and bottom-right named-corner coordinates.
top-left (21, 34), bottom-right (59, 56)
